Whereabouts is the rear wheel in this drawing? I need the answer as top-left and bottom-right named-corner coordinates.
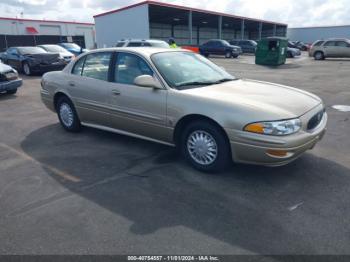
top-left (181, 121), bottom-right (231, 172)
top-left (22, 62), bottom-right (31, 76)
top-left (314, 51), bottom-right (324, 60)
top-left (56, 96), bottom-right (81, 132)
top-left (6, 89), bottom-right (17, 95)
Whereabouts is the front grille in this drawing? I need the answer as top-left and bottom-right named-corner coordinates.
top-left (307, 109), bottom-right (325, 130)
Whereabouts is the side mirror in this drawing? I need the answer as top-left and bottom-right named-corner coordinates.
top-left (134, 75), bottom-right (163, 89)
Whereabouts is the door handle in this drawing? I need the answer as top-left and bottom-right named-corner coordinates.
top-left (112, 89), bottom-right (121, 95)
top-left (68, 81), bottom-right (75, 87)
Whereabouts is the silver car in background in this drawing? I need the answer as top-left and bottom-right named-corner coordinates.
top-left (37, 44), bottom-right (75, 63)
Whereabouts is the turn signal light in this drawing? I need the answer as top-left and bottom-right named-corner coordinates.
top-left (244, 123), bottom-right (264, 133)
top-left (266, 149), bottom-right (288, 157)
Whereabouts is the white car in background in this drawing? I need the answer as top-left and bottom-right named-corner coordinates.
top-left (37, 44), bottom-right (75, 64)
top-left (116, 39), bottom-right (170, 48)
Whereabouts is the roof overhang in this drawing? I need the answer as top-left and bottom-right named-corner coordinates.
top-left (94, 0), bottom-right (287, 27)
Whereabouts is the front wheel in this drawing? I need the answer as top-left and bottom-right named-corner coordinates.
top-left (181, 121), bottom-right (231, 172)
top-left (22, 62), bottom-right (31, 76)
top-left (225, 51), bottom-right (232, 58)
top-left (56, 96), bottom-right (81, 132)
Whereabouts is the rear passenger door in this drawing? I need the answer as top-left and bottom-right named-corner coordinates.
top-left (335, 41), bottom-right (350, 57)
top-left (108, 52), bottom-right (168, 141)
top-left (67, 52), bottom-right (115, 127)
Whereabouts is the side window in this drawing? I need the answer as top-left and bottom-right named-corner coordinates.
top-left (114, 53), bottom-right (153, 85)
top-left (116, 42), bottom-right (125, 47)
top-left (324, 41), bottom-right (336, 47)
top-left (127, 42), bottom-right (142, 47)
top-left (81, 52), bottom-right (112, 81)
top-left (72, 56), bottom-right (85, 76)
top-left (336, 41), bottom-right (348, 47)
top-left (143, 42), bottom-right (152, 47)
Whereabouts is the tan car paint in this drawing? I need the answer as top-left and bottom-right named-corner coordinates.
top-left (41, 47), bottom-right (327, 166)
top-left (310, 38), bottom-right (350, 58)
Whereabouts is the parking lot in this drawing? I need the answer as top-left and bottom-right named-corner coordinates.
top-left (0, 53), bottom-right (350, 255)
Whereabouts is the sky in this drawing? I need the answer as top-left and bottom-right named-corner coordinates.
top-left (0, 0), bottom-right (349, 27)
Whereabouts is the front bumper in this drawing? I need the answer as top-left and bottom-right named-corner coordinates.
top-left (0, 78), bottom-right (22, 92)
top-left (30, 63), bottom-right (66, 73)
top-left (232, 49), bottom-right (243, 55)
top-left (225, 104), bottom-right (327, 166)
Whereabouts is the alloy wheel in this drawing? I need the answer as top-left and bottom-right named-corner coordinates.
top-left (187, 130), bottom-right (218, 165)
top-left (59, 103), bottom-right (74, 127)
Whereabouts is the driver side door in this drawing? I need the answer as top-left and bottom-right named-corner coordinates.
top-left (108, 52), bottom-right (169, 143)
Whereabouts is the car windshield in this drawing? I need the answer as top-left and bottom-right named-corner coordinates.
top-left (61, 43), bottom-right (81, 50)
top-left (150, 41), bottom-right (170, 48)
top-left (18, 47), bottom-right (47, 55)
top-left (40, 45), bottom-right (67, 53)
top-left (151, 51), bottom-right (236, 90)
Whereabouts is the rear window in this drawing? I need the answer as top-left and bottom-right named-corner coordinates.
top-left (81, 52), bottom-right (112, 81)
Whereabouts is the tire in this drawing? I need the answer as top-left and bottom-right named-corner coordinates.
top-left (6, 89), bottom-right (17, 95)
top-left (56, 96), bottom-right (81, 132)
top-left (232, 54), bottom-right (239, 58)
top-left (22, 62), bottom-right (31, 76)
top-left (180, 120), bottom-right (231, 172)
top-left (287, 52), bottom-right (294, 58)
top-left (314, 51), bottom-right (324, 60)
top-left (225, 51), bottom-right (232, 58)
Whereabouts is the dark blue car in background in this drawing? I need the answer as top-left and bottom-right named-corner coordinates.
top-left (0, 46), bottom-right (66, 76)
top-left (57, 43), bottom-right (88, 56)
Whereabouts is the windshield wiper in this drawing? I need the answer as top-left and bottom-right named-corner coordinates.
top-left (214, 78), bottom-right (237, 83)
top-left (175, 78), bottom-right (238, 88)
top-left (176, 81), bottom-right (219, 87)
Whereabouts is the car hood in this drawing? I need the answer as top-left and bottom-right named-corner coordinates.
top-left (181, 79), bottom-right (322, 119)
top-left (0, 62), bottom-right (14, 73)
top-left (288, 47), bottom-right (299, 52)
top-left (58, 51), bottom-right (74, 57)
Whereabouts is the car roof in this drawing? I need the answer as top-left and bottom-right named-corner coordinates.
top-left (118, 39), bottom-right (166, 43)
top-left (324, 38), bottom-right (350, 41)
top-left (87, 47), bottom-right (190, 57)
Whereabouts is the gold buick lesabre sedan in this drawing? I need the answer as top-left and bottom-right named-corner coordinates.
top-left (41, 48), bottom-right (327, 172)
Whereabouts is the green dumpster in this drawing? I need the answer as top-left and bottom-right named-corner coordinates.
top-left (255, 37), bottom-right (288, 66)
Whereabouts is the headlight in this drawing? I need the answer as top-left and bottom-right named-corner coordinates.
top-left (232, 48), bottom-right (237, 52)
top-left (244, 118), bottom-right (301, 136)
